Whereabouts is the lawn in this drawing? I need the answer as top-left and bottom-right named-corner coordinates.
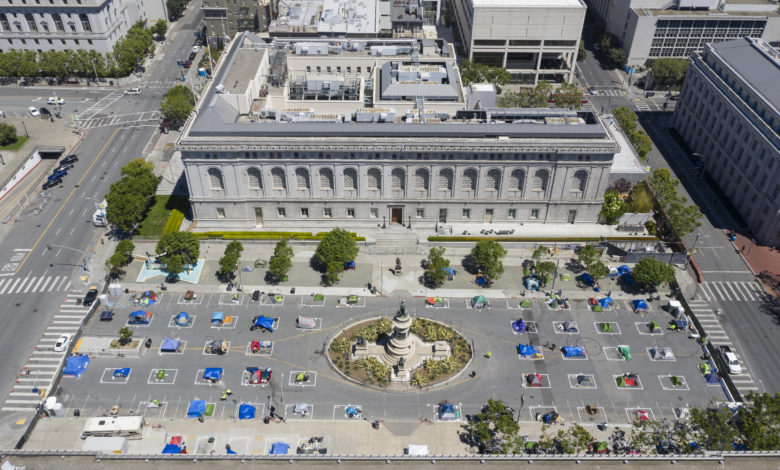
top-left (0, 136), bottom-right (29, 151)
top-left (135, 195), bottom-right (189, 237)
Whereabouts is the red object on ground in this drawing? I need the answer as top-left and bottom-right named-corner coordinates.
top-left (170, 436), bottom-right (182, 445)
top-left (624, 378), bottom-right (636, 387)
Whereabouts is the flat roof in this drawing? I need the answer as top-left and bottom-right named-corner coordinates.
top-left (470, 0), bottom-right (584, 8)
top-left (710, 37), bottom-right (780, 110)
top-left (270, 0), bottom-right (379, 34)
top-left (221, 48), bottom-right (265, 95)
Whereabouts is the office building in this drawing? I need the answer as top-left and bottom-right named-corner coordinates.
top-left (673, 37), bottom-right (780, 246)
top-left (202, 0), bottom-right (270, 42)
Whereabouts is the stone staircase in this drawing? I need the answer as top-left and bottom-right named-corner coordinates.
top-left (370, 226), bottom-right (422, 255)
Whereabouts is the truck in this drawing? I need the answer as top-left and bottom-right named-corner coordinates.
top-left (718, 346), bottom-right (742, 374)
top-left (82, 436), bottom-right (129, 454)
top-left (92, 199), bottom-right (108, 227)
top-left (81, 416), bottom-right (144, 439)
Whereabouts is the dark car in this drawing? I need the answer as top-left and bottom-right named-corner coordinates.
top-left (188, 52), bottom-right (197, 61)
top-left (82, 287), bottom-right (99, 307)
top-left (61, 154), bottom-right (78, 165)
top-left (39, 107), bottom-right (52, 117)
top-left (42, 177), bottom-right (62, 189)
top-left (49, 170), bottom-right (67, 180)
top-left (99, 310), bottom-right (114, 321)
top-left (55, 161), bottom-right (74, 172)
top-left (252, 290), bottom-right (261, 301)
top-left (182, 59), bottom-right (192, 68)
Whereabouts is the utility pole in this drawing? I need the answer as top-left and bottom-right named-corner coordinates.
top-left (684, 233), bottom-right (701, 271)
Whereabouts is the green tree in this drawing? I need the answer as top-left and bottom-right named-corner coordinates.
top-left (218, 240), bottom-right (243, 281)
top-left (38, 50), bottom-right (68, 78)
top-left (268, 239), bottom-right (294, 283)
top-left (0, 123), bottom-right (17, 146)
top-left (551, 82), bottom-right (584, 110)
top-left (536, 261), bottom-right (556, 286)
top-left (633, 257), bottom-right (675, 290)
top-left (161, 85), bottom-right (195, 128)
top-left (576, 245), bottom-right (600, 271)
top-left (111, 21), bottom-right (154, 77)
top-left (613, 106), bottom-right (638, 133)
top-left (532, 245), bottom-right (549, 262)
top-left (690, 407), bottom-right (739, 451)
top-left (167, 0), bottom-right (187, 20)
top-left (648, 168), bottom-right (679, 209)
top-left (18, 50), bottom-right (38, 79)
top-left (738, 392), bottom-right (780, 450)
top-left (118, 326), bottom-right (133, 345)
top-left (121, 159), bottom-right (158, 195)
top-left (600, 189), bottom-right (627, 224)
top-left (607, 47), bottom-right (626, 66)
top-left (650, 58), bottom-right (689, 88)
top-left (555, 424), bottom-right (592, 454)
top-left (628, 182), bottom-right (654, 213)
top-left (634, 129), bottom-right (653, 161)
top-left (107, 240), bottom-right (135, 278)
top-left (471, 240), bottom-right (507, 285)
top-left (315, 228), bottom-right (359, 285)
top-left (156, 231), bottom-right (200, 279)
top-left (666, 197), bottom-right (703, 237)
top-left (589, 260), bottom-right (609, 282)
top-left (105, 159), bottom-right (158, 232)
top-left (424, 247), bottom-right (450, 288)
top-left (153, 20), bottom-right (168, 38)
top-left (467, 399), bottom-right (522, 454)
top-left (458, 59), bottom-right (510, 86)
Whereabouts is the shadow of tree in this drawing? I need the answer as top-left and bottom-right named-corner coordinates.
top-left (461, 254), bottom-right (478, 275)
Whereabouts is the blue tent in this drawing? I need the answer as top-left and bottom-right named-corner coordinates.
top-left (579, 273), bottom-right (595, 286)
top-left (524, 277), bottom-right (540, 290)
top-left (160, 337), bottom-right (180, 352)
top-left (344, 260), bottom-right (355, 269)
top-left (512, 319), bottom-right (527, 333)
top-left (346, 406), bottom-right (360, 417)
top-left (204, 368), bottom-right (223, 381)
top-left (563, 346), bottom-right (585, 357)
top-left (63, 355), bottom-right (90, 378)
top-left (599, 297), bottom-right (614, 308)
top-left (113, 367), bottom-right (130, 378)
top-left (439, 403), bottom-right (457, 420)
top-left (632, 299), bottom-right (648, 311)
top-left (175, 312), bottom-right (190, 326)
top-left (129, 310), bottom-right (151, 323)
top-left (475, 276), bottom-right (487, 287)
top-left (143, 291), bottom-right (157, 304)
top-left (518, 344), bottom-right (539, 356)
top-left (254, 316), bottom-right (275, 332)
top-left (270, 442), bottom-right (290, 455)
top-left (162, 444), bottom-right (181, 454)
top-left (239, 403), bottom-right (256, 420)
top-left (705, 372), bottom-right (719, 384)
top-left (227, 447), bottom-right (237, 454)
top-left (618, 265), bottom-right (631, 276)
top-left (187, 399), bottom-right (206, 417)
top-left (212, 312), bottom-right (225, 323)
top-left (442, 266), bottom-right (455, 279)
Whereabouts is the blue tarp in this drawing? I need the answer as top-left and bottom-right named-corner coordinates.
top-left (345, 260), bottom-right (355, 269)
top-left (618, 265), bottom-right (631, 276)
top-left (129, 310), bottom-right (150, 323)
top-left (705, 372), bottom-right (719, 384)
top-left (63, 355), bottom-right (90, 377)
top-left (475, 276), bottom-right (487, 286)
top-left (113, 367), bottom-right (130, 378)
top-left (442, 266), bottom-right (455, 277)
top-left (580, 273), bottom-right (595, 286)
top-left (162, 444), bottom-right (181, 454)
top-left (204, 368), bottom-right (223, 381)
top-left (270, 442), bottom-right (290, 455)
top-left (160, 337), bottom-right (180, 352)
top-left (512, 319), bottom-right (527, 333)
top-left (143, 291), bottom-right (157, 304)
top-left (439, 403), bottom-right (457, 420)
top-left (175, 312), bottom-right (190, 325)
top-left (563, 346), bottom-right (585, 357)
top-left (518, 344), bottom-right (539, 356)
top-left (187, 399), bottom-right (206, 417)
top-left (524, 277), bottom-right (539, 290)
top-left (346, 406), bottom-right (360, 417)
top-left (239, 403), bottom-right (255, 420)
top-left (632, 299), bottom-right (648, 311)
top-left (227, 448), bottom-right (237, 454)
top-left (212, 312), bottom-right (225, 323)
top-left (599, 297), bottom-right (614, 308)
top-left (254, 316), bottom-right (275, 332)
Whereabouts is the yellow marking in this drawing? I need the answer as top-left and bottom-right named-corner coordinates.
top-left (73, 338), bottom-right (83, 353)
top-left (15, 418), bottom-right (26, 425)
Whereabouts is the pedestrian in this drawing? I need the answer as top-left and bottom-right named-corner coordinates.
top-left (25, 368), bottom-right (30, 377)
top-left (225, 388), bottom-right (232, 396)
top-left (485, 351), bottom-right (492, 358)
top-left (220, 392), bottom-right (227, 401)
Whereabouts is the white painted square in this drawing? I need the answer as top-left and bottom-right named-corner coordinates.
top-left (288, 371), bottom-right (317, 387)
top-left (568, 374), bottom-right (597, 389)
top-left (125, 314), bottom-right (154, 328)
top-left (635, 322), bottom-right (664, 336)
top-left (285, 404), bottom-right (314, 420)
top-left (261, 294), bottom-right (285, 307)
top-left (300, 296), bottom-right (325, 308)
top-left (552, 321), bottom-right (579, 334)
top-left (431, 402), bottom-right (463, 422)
top-left (561, 348), bottom-right (588, 360)
top-left (593, 321), bottom-right (621, 335)
top-left (603, 347), bottom-right (629, 361)
top-left (528, 405), bottom-right (557, 423)
top-left (139, 400), bottom-right (167, 418)
top-left (219, 293), bottom-right (245, 305)
top-left (159, 340), bottom-right (186, 355)
top-left (244, 341), bottom-right (274, 356)
top-left (517, 349), bottom-right (544, 360)
top-left (658, 374), bottom-right (689, 391)
top-left (202, 340), bottom-right (231, 356)
top-left (234, 402), bottom-right (265, 420)
top-left (522, 373), bottom-right (551, 389)
top-left (168, 314), bottom-right (195, 328)
top-left (210, 315), bottom-right (237, 330)
top-left (195, 368), bottom-right (224, 386)
top-left (425, 298), bottom-right (450, 309)
top-left (295, 317), bottom-right (322, 331)
top-left (465, 299), bottom-right (491, 310)
top-left (177, 293), bottom-right (203, 305)
top-left (506, 298), bottom-right (532, 310)
top-left (510, 320), bottom-right (537, 335)
top-left (614, 374), bottom-right (643, 390)
top-left (337, 297), bottom-right (366, 308)
top-left (647, 347), bottom-right (676, 361)
top-left (99, 367), bottom-right (131, 384)
top-left (240, 367), bottom-right (273, 387)
top-left (576, 405), bottom-right (607, 424)
top-left (147, 368), bottom-right (177, 384)
top-left (625, 407), bottom-right (655, 423)
top-left (250, 317), bottom-right (280, 332)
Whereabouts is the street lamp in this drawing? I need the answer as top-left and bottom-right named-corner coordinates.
top-left (46, 244), bottom-right (88, 271)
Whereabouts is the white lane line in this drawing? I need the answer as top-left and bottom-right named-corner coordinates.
top-left (712, 282), bottom-right (730, 301)
top-left (23, 277), bottom-right (36, 293)
top-left (0, 279), bottom-right (6, 292)
top-left (31, 276), bottom-right (45, 292)
top-left (64, 280), bottom-right (72, 291)
top-left (6, 278), bottom-right (22, 294)
top-left (56, 277), bottom-right (68, 290)
top-left (39, 276), bottom-right (53, 292)
top-left (699, 283), bottom-right (714, 300)
top-left (724, 282), bottom-right (742, 301)
top-left (739, 282), bottom-right (756, 301)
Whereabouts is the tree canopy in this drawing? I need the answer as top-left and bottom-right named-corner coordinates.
top-left (107, 239), bottom-right (135, 278)
top-left (268, 239), bottom-right (294, 283)
top-left (0, 123), bottom-right (18, 146)
top-left (468, 399), bottom-right (521, 454)
top-left (315, 228), bottom-right (359, 285)
top-left (647, 169), bottom-right (703, 238)
top-left (600, 189), bottom-right (628, 224)
top-left (161, 85), bottom-right (195, 129)
top-left (153, 20), bottom-right (168, 38)
top-left (612, 106), bottom-right (653, 161)
top-left (458, 59), bottom-right (510, 86)
top-left (105, 159), bottom-right (158, 233)
top-left (497, 81), bottom-right (552, 108)
top-left (550, 82), bottom-right (584, 110)
top-left (471, 240), bottom-right (507, 285)
top-left (218, 241), bottom-right (243, 281)
top-left (576, 245), bottom-right (600, 271)
top-left (650, 58), bottom-right (689, 88)
top-left (156, 231), bottom-right (200, 279)
top-left (632, 257), bottom-right (675, 290)
top-left (424, 247), bottom-right (450, 288)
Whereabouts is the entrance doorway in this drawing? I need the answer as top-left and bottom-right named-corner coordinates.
top-left (391, 207), bottom-right (403, 224)
top-left (439, 209), bottom-right (447, 223)
top-left (484, 209), bottom-right (494, 223)
top-left (254, 207), bottom-right (263, 226)
top-left (567, 210), bottom-right (576, 224)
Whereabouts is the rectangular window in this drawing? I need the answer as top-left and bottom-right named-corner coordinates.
top-left (507, 209), bottom-right (516, 219)
top-left (416, 208), bottom-right (424, 218)
top-left (370, 208), bottom-right (378, 218)
top-left (300, 208), bottom-right (309, 217)
top-left (530, 209), bottom-right (539, 219)
top-left (462, 208), bottom-right (470, 218)
top-left (277, 207), bottom-right (286, 217)
top-left (323, 208), bottom-right (332, 218)
top-left (216, 208), bottom-right (225, 218)
top-left (347, 208), bottom-right (355, 218)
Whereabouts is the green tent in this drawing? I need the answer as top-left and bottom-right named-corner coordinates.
top-left (472, 296), bottom-right (488, 308)
top-left (296, 372), bottom-right (306, 382)
top-left (619, 345), bottom-right (631, 360)
top-left (314, 294), bottom-right (325, 301)
top-left (595, 441), bottom-right (609, 453)
top-left (699, 363), bottom-right (711, 375)
top-left (525, 441), bottom-right (538, 451)
top-left (593, 305), bottom-right (603, 312)
top-left (520, 300), bottom-right (532, 308)
top-left (671, 376), bottom-right (682, 386)
top-left (617, 376), bottom-right (627, 387)
top-left (650, 321), bottom-right (660, 332)
top-left (600, 322), bottom-right (613, 333)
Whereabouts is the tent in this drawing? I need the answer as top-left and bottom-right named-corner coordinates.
top-left (270, 295), bottom-right (284, 304)
top-left (699, 363), bottom-right (712, 375)
top-left (162, 444), bottom-right (182, 454)
top-left (203, 368), bottom-right (223, 382)
top-left (577, 375), bottom-right (594, 387)
top-left (160, 337), bottom-right (180, 352)
top-left (475, 276), bottom-right (487, 287)
top-left (653, 348), bottom-right (673, 360)
top-left (248, 367), bottom-right (271, 384)
top-left (227, 447), bottom-right (237, 455)
top-left (579, 273), bottom-right (595, 286)
top-left (187, 400), bottom-right (206, 417)
top-left (63, 355), bottom-right (90, 378)
top-left (562, 321), bottom-right (578, 332)
top-left (314, 293), bottom-right (325, 301)
top-left (238, 403), bottom-right (256, 420)
top-left (344, 260), bottom-right (355, 270)
top-left (472, 296), bottom-right (488, 309)
top-left (705, 372), bottom-right (720, 384)
top-left (617, 265), bottom-right (631, 276)
top-left (129, 310), bottom-right (151, 324)
top-left (296, 316), bottom-right (317, 329)
top-left (675, 316), bottom-right (689, 329)
top-left (594, 441), bottom-right (609, 454)
top-left (563, 346), bottom-right (585, 357)
top-left (112, 367), bottom-right (130, 378)
top-left (293, 403), bottom-right (311, 415)
top-left (346, 406), bottom-right (360, 417)
top-left (650, 321), bottom-right (661, 332)
top-left (175, 312), bottom-right (191, 326)
top-left (608, 265), bottom-right (619, 278)
top-left (600, 322), bottom-right (613, 333)
top-left (438, 403), bottom-right (457, 421)
top-left (632, 299), bottom-right (648, 311)
top-left (295, 372), bottom-right (309, 383)
top-left (518, 344), bottom-right (540, 357)
top-left (599, 297), bottom-right (613, 308)
top-left (512, 319), bottom-right (527, 333)
top-left (211, 312), bottom-right (225, 324)
top-left (524, 277), bottom-right (540, 290)
top-left (635, 410), bottom-right (650, 421)
top-left (668, 300), bottom-right (684, 317)
top-left (617, 375), bottom-right (637, 387)
top-left (618, 345), bottom-right (632, 360)
top-left (253, 316), bottom-right (275, 332)
top-left (270, 442), bottom-right (290, 455)
top-left (527, 373), bottom-right (542, 387)
top-left (426, 297), bottom-right (445, 307)
top-left (442, 267), bottom-right (455, 279)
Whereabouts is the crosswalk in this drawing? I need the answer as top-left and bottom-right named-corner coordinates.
top-left (635, 103), bottom-right (651, 111)
top-left (76, 111), bottom-right (162, 129)
top-left (701, 281), bottom-right (763, 302)
top-left (0, 275), bottom-right (71, 295)
top-left (77, 90), bottom-right (124, 120)
top-left (1, 292), bottom-right (91, 412)
top-left (688, 299), bottom-right (759, 395)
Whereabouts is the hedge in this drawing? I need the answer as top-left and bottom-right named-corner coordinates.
top-left (162, 208), bottom-right (185, 234)
top-left (192, 231), bottom-right (366, 241)
top-left (428, 236), bottom-right (658, 242)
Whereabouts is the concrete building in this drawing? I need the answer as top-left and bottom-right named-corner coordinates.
top-left (450, 0), bottom-right (586, 84)
top-left (673, 37), bottom-right (780, 246)
top-left (0, 0), bottom-right (165, 53)
top-left (202, 0), bottom-right (270, 42)
top-left (178, 33), bottom-right (621, 231)
top-left (587, 0), bottom-right (780, 67)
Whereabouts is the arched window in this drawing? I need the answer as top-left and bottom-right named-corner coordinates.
top-left (271, 167), bottom-right (286, 189)
top-left (343, 168), bottom-right (357, 190)
top-left (391, 168), bottom-right (405, 190)
top-left (414, 169), bottom-right (429, 190)
top-left (247, 167), bottom-right (262, 189)
top-left (367, 168), bottom-right (381, 190)
top-left (25, 13), bottom-right (37, 32)
top-left (510, 169), bottom-right (525, 191)
top-left (79, 13), bottom-right (91, 32)
top-left (486, 169), bottom-right (501, 191)
top-left (295, 168), bottom-right (310, 190)
top-left (319, 168), bottom-right (333, 190)
top-left (571, 170), bottom-right (588, 192)
top-left (532, 169), bottom-right (549, 191)
top-left (207, 168), bottom-right (224, 190)
top-left (462, 169), bottom-right (477, 190)
top-left (438, 169), bottom-right (453, 190)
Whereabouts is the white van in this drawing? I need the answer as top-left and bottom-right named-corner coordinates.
top-left (81, 416), bottom-right (145, 439)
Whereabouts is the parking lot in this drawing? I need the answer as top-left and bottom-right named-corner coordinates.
top-left (58, 291), bottom-right (726, 426)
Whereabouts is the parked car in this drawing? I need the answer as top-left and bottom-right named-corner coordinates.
top-left (182, 59), bottom-right (192, 68)
top-left (82, 286), bottom-right (99, 307)
top-left (42, 177), bottom-right (62, 189)
top-left (192, 45), bottom-right (201, 54)
top-left (53, 334), bottom-right (72, 352)
top-left (47, 97), bottom-right (65, 105)
top-left (61, 154), bottom-right (78, 164)
top-left (55, 161), bottom-right (74, 172)
top-left (28, 106), bottom-right (40, 117)
top-left (49, 170), bottom-right (67, 180)
top-left (124, 88), bottom-right (141, 95)
top-left (39, 107), bottom-right (52, 117)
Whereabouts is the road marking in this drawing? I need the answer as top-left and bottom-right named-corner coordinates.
top-left (23, 277), bottom-right (36, 293)
top-left (700, 270), bottom-right (752, 273)
top-left (712, 282), bottom-right (730, 301)
top-left (0, 279), bottom-right (5, 292)
top-left (39, 276), bottom-right (53, 291)
top-left (6, 278), bottom-right (21, 294)
top-left (32, 276), bottom-right (45, 292)
top-left (15, 128), bottom-right (120, 274)
top-left (739, 282), bottom-right (755, 301)
top-left (724, 282), bottom-right (741, 301)
top-left (13, 248), bottom-right (31, 252)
